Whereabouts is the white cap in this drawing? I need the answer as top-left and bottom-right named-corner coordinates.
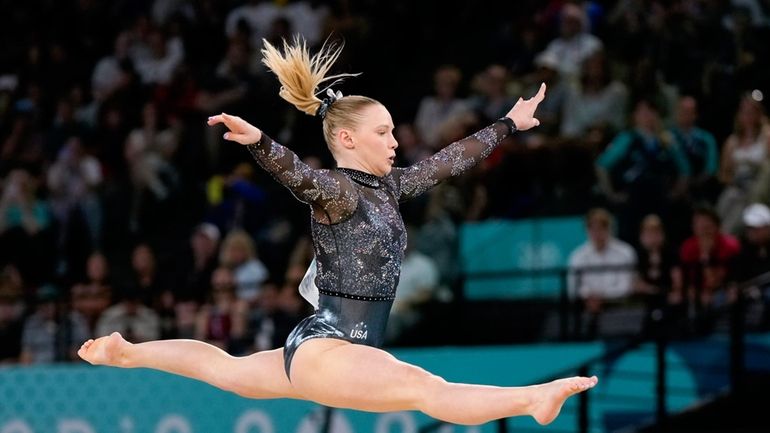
top-left (743, 203), bottom-right (770, 228)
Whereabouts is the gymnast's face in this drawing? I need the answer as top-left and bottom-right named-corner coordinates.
top-left (345, 104), bottom-right (398, 176)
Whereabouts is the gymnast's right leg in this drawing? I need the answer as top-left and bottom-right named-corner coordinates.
top-left (78, 332), bottom-right (301, 400)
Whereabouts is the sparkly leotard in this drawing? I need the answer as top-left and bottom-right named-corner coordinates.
top-left (246, 120), bottom-right (514, 380)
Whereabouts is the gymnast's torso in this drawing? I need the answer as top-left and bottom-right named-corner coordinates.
top-left (246, 122), bottom-right (511, 378)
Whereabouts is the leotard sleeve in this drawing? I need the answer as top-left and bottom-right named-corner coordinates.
top-left (246, 133), bottom-right (356, 223)
top-left (390, 121), bottom-right (513, 201)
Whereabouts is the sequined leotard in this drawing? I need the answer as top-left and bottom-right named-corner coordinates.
top-left (246, 120), bottom-right (514, 379)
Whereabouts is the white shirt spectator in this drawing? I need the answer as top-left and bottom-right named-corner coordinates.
top-left (96, 302), bottom-right (160, 343)
top-left (568, 238), bottom-right (637, 300)
top-left (539, 34), bottom-right (603, 83)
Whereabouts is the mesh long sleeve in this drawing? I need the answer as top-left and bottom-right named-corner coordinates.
top-left (246, 133), bottom-right (357, 224)
top-left (390, 121), bottom-right (511, 201)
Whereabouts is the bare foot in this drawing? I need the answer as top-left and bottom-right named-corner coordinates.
top-left (78, 332), bottom-right (130, 367)
top-left (529, 376), bottom-right (598, 425)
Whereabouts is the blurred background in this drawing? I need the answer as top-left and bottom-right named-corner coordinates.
top-left (0, 0), bottom-right (769, 432)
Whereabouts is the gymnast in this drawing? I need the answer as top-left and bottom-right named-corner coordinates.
top-left (79, 36), bottom-right (597, 426)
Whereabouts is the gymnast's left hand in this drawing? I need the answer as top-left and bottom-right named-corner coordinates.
top-left (207, 113), bottom-right (263, 145)
top-left (505, 82), bottom-right (546, 131)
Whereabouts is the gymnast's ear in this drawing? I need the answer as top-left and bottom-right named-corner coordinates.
top-left (337, 128), bottom-right (356, 150)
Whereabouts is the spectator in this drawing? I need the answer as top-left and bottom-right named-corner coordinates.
top-left (669, 95), bottom-right (721, 204)
top-left (47, 136), bottom-right (104, 263)
top-left (634, 214), bottom-right (681, 335)
top-left (466, 64), bottom-right (515, 126)
top-left (91, 31), bottom-right (133, 102)
top-left (195, 266), bottom-right (247, 351)
top-left (595, 97), bottom-right (691, 244)
top-left (560, 49), bottom-right (628, 141)
top-left (20, 284), bottom-right (89, 364)
top-left (414, 65), bottom-right (471, 148)
top-left (732, 203), bottom-right (770, 329)
top-left (70, 252), bottom-right (112, 334)
top-left (716, 94), bottom-right (770, 234)
top-left (537, 3), bottom-right (603, 83)
top-left (567, 208), bottom-right (637, 338)
top-left (177, 222), bottom-right (221, 303)
top-left (95, 282), bottom-right (161, 343)
top-left (219, 229), bottom-right (269, 304)
top-left (124, 102), bottom-right (181, 236)
top-left (676, 206), bottom-right (741, 334)
top-left (132, 28), bottom-right (185, 86)
top-left (0, 168), bottom-right (55, 286)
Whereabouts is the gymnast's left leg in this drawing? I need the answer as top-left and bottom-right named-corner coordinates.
top-left (289, 339), bottom-right (598, 426)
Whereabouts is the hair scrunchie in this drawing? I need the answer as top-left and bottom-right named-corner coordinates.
top-left (316, 88), bottom-right (343, 119)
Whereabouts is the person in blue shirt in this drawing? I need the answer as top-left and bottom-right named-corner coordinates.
top-left (595, 97), bottom-right (691, 244)
top-left (669, 95), bottom-right (720, 204)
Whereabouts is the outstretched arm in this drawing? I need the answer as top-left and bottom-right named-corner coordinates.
top-left (392, 83), bottom-right (546, 201)
top-left (207, 113), bottom-right (355, 222)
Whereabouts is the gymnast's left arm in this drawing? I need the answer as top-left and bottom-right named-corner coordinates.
top-left (392, 83), bottom-right (547, 201)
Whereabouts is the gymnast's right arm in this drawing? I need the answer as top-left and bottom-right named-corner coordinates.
top-left (207, 113), bottom-right (354, 221)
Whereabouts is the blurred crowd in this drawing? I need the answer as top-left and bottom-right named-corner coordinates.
top-left (1, 0), bottom-right (770, 364)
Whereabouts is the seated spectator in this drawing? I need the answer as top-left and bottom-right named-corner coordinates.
top-left (70, 251), bottom-right (112, 334)
top-left (669, 95), bottom-right (720, 204)
top-left (0, 168), bottom-right (55, 286)
top-left (732, 203), bottom-right (770, 328)
top-left (386, 225), bottom-right (441, 345)
top-left (568, 208), bottom-right (637, 339)
top-left (466, 64), bottom-right (516, 126)
top-left (20, 284), bottom-right (89, 364)
top-left (537, 3), bottom-right (603, 84)
top-left (414, 64), bottom-right (471, 148)
top-left (595, 97), bottom-right (691, 244)
top-left (195, 267), bottom-right (247, 352)
top-left (676, 206), bottom-right (741, 334)
top-left (560, 49), bottom-right (628, 141)
top-left (634, 214), bottom-right (682, 335)
top-left (130, 242), bottom-right (176, 338)
top-left (716, 94), bottom-right (770, 234)
top-left (176, 222), bottom-right (221, 304)
top-left (96, 282), bottom-right (161, 343)
top-left (219, 229), bottom-right (269, 304)
top-left (46, 135), bottom-right (104, 267)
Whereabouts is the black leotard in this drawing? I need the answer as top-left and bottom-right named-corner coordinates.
top-left (246, 120), bottom-right (514, 380)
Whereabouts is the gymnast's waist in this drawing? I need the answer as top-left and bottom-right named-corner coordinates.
top-left (315, 293), bottom-right (393, 346)
top-left (317, 287), bottom-right (395, 302)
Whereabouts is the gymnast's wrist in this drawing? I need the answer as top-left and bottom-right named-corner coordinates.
top-left (496, 117), bottom-right (517, 136)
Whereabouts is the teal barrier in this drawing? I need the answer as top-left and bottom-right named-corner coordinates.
top-left (460, 217), bottom-right (586, 299)
top-left (3, 339), bottom-right (737, 433)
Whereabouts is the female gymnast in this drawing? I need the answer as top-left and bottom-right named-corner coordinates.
top-left (79, 37), bottom-right (598, 426)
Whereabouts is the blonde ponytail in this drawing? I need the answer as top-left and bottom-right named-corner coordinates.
top-left (261, 36), bottom-right (358, 117)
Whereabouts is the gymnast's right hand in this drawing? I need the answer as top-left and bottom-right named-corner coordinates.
top-left (207, 113), bottom-right (263, 145)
